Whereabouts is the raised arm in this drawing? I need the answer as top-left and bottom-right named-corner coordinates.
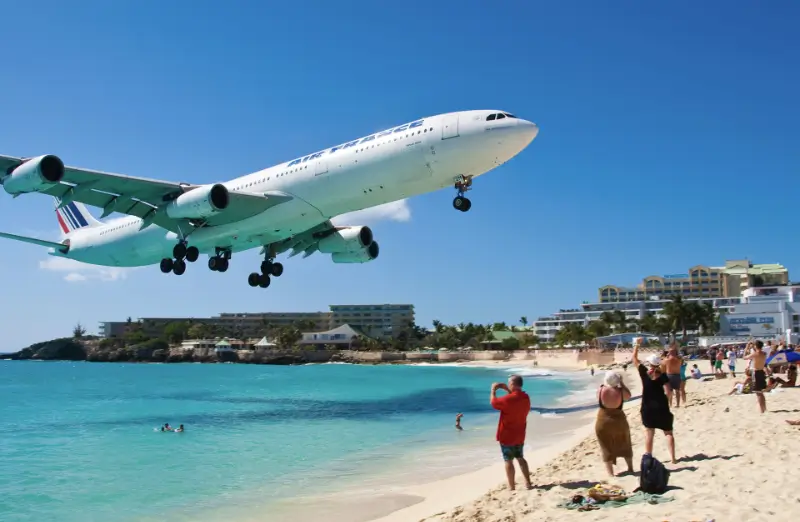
top-left (620, 380), bottom-right (632, 401)
top-left (632, 339), bottom-right (641, 367)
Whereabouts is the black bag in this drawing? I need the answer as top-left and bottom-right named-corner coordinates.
top-left (639, 453), bottom-right (670, 494)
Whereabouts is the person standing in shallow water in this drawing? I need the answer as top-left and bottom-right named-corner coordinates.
top-left (632, 338), bottom-right (677, 464)
top-left (490, 375), bottom-right (532, 490)
top-left (595, 370), bottom-right (634, 477)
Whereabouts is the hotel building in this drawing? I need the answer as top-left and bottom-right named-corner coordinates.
top-left (99, 304), bottom-right (415, 341)
top-left (597, 260), bottom-right (788, 303)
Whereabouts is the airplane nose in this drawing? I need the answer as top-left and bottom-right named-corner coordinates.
top-left (518, 119), bottom-right (539, 142)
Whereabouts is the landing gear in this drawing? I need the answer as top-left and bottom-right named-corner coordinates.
top-left (453, 196), bottom-right (472, 212)
top-left (249, 246), bottom-right (283, 289)
top-left (208, 248), bottom-right (231, 273)
top-left (453, 175), bottom-right (473, 212)
top-left (161, 240), bottom-right (199, 275)
top-left (260, 260), bottom-right (284, 277)
top-left (248, 272), bottom-right (271, 288)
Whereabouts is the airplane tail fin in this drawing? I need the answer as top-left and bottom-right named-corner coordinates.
top-left (53, 197), bottom-right (102, 235)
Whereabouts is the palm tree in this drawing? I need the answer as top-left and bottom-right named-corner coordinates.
top-left (432, 320), bottom-right (444, 334)
top-left (586, 320), bottom-right (611, 339)
top-left (662, 295), bottom-right (691, 339)
top-left (519, 316), bottom-right (528, 328)
top-left (638, 312), bottom-right (659, 334)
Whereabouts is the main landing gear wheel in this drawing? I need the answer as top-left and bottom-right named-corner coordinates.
top-left (208, 257), bottom-right (229, 272)
top-left (185, 246), bottom-right (199, 263)
top-left (453, 196), bottom-right (472, 212)
top-left (261, 260), bottom-right (284, 277)
top-left (160, 258), bottom-right (173, 273)
top-left (248, 272), bottom-right (271, 288)
top-left (172, 259), bottom-right (186, 275)
top-left (173, 243), bottom-right (187, 260)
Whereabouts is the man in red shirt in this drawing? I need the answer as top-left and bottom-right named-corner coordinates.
top-left (491, 374), bottom-right (532, 490)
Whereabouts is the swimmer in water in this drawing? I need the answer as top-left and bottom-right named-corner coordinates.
top-left (455, 413), bottom-right (463, 431)
top-left (175, 424), bottom-right (184, 433)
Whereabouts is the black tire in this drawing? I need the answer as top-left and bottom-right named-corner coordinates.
top-left (159, 258), bottom-right (173, 273)
top-left (258, 273), bottom-right (271, 288)
top-left (218, 258), bottom-right (229, 273)
top-left (453, 196), bottom-right (467, 210)
top-left (247, 272), bottom-right (260, 287)
top-left (461, 198), bottom-right (472, 212)
top-left (185, 246), bottom-right (199, 263)
top-left (270, 262), bottom-right (284, 277)
top-left (173, 259), bottom-right (186, 275)
top-left (208, 257), bottom-right (218, 271)
top-left (173, 243), bottom-right (187, 259)
top-left (261, 260), bottom-right (272, 274)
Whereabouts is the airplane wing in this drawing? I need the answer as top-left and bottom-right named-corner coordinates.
top-left (0, 231), bottom-right (69, 253)
top-left (0, 154), bottom-right (292, 234)
top-left (268, 221), bottom-right (334, 259)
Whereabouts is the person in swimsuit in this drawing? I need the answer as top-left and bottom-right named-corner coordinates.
top-left (632, 338), bottom-right (676, 464)
top-left (679, 357), bottom-right (688, 404)
top-left (744, 340), bottom-right (768, 414)
top-left (455, 413), bottom-right (463, 431)
top-left (663, 345), bottom-right (683, 408)
top-left (595, 371), bottom-right (633, 477)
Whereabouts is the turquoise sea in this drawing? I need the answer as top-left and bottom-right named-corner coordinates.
top-left (0, 360), bottom-right (591, 522)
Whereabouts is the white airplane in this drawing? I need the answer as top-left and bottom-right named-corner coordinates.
top-left (0, 110), bottom-right (537, 288)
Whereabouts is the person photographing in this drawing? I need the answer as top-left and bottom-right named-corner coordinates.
top-left (490, 375), bottom-right (532, 490)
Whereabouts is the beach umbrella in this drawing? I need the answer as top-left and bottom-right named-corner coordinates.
top-left (766, 349), bottom-right (800, 366)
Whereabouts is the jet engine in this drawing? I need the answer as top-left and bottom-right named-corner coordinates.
top-left (331, 241), bottom-right (380, 264)
top-left (165, 184), bottom-right (230, 220)
top-left (318, 226), bottom-right (373, 254)
top-left (1, 155), bottom-right (65, 195)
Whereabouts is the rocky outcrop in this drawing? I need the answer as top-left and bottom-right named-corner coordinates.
top-left (9, 339), bottom-right (87, 361)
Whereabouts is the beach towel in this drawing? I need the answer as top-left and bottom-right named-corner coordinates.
top-left (558, 491), bottom-right (674, 510)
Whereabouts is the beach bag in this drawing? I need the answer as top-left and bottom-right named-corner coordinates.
top-left (639, 453), bottom-right (669, 494)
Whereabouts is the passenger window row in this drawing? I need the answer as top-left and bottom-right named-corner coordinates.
top-left (486, 113), bottom-right (517, 121)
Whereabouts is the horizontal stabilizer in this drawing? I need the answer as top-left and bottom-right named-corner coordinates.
top-left (0, 231), bottom-right (68, 252)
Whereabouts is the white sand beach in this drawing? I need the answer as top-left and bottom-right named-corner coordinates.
top-left (371, 359), bottom-right (800, 522)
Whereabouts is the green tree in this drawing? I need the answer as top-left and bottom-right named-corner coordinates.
top-left (163, 321), bottom-right (190, 344)
top-left (662, 295), bottom-right (691, 339)
top-left (276, 326), bottom-right (302, 349)
top-left (187, 322), bottom-right (211, 339)
top-left (586, 320), bottom-right (611, 339)
top-left (72, 322), bottom-right (87, 339)
top-left (500, 337), bottom-right (520, 351)
top-left (432, 320), bottom-right (444, 334)
top-left (492, 322), bottom-right (508, 331)
top-left (637, 312), bottom-right (659, 334)
top-left (519, 316), bottom-right (528, 328)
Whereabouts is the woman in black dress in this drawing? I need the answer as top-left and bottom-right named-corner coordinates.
top-left (632, 339), bottom-right (677, 464)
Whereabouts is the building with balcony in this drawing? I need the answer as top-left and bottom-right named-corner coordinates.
top-left (330, 304), bottom-right (414, 340)
top-left (597, 260), bottom-right (788, 303)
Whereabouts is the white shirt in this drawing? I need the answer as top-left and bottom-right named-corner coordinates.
top-left (727, 351), bottom-right (736, 365)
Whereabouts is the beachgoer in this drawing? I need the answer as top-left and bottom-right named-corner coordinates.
top-left (727, 349), bottom-right (737, 378)
top-left (632, 339), bottom-right (676, 464)
top-left (715, 349), bottom-right (724, 376)
top-left (490, 375), bottom-right (532, 490)
top-left (744, 340), bottom-right (768, 413)
top-left (767, 364), bottom-right (796, 389)
top-left (679, 357), bottom-right (688, 404)
top-left (175, 424), bottom-right (184, 432)
top-left (595, 371), bottom-right (633, 477)
top-left (728, 368), bottom-right (752, 395)
top-left (590, 366), bottom-right (595, 377)
top-left (663, 346), bottom-right (683, 408)
top-left (455, 413), bottom-right (463, 431)
top-left (708, 348), bottom-right (717, 373)
top-left (690, 364), bottom-right (702, 379)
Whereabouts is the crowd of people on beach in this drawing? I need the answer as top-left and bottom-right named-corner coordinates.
top-left (486, 336), bottom-right (798, 491)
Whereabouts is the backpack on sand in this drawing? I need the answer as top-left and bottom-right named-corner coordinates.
top-left (639, 453), bottom-right (670, 494)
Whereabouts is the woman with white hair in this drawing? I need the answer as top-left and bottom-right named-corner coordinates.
top-left (595, 370), bottom-right (633, 477)
top-left (632, 338), bottom-right (676, 464)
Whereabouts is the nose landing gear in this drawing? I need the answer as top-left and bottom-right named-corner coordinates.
top-left (453, 175), bottom-right (473, 212)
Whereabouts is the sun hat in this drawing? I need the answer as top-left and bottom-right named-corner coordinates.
top-left (646, 354), bottom-right (661, 367)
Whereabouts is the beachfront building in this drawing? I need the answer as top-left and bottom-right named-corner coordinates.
top-left (533, 297), bottom-right (741, 343)
top-left (297, 324), bottom-right (367, 348)
top-left (99, 304), bottom-right (415, 341)
top-left (597, 259), bottom-right (788, 303)
top-left (715, 284), bottom-right (800, 343)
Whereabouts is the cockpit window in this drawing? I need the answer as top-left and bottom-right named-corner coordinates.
top-left (503, 113), bottom-right (517, 118)
top-left (496, 113), bottom-right (506, 120)
top-left (486, 114), bottom-right (496, 121)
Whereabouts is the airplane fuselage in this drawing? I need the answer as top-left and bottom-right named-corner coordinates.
top-left (56, 110), bottom-right (538, 267)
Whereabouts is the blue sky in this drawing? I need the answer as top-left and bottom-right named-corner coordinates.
top-left (1, 1), bottom-right (798, 350)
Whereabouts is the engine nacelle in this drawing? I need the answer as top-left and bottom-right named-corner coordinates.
top-left (318, 226), bottom-right (373, 254)
top-left (331, 241), bottom-right (379, 264)
top-left (2, 155), bottom-right (65, 195)
top-left (165, 184), bottom-right (230, 220)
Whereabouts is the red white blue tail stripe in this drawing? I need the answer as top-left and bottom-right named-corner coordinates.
top-left (54, 198), bottom-right (98, 234)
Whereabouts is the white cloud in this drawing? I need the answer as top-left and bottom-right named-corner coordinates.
top-left (39, 257), bottom-right (137, 283)
top-left (331, 199), bottom-right (411, 226)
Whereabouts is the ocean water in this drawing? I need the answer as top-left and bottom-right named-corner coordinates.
top-left (0, 360), bottom-right (590, 522)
